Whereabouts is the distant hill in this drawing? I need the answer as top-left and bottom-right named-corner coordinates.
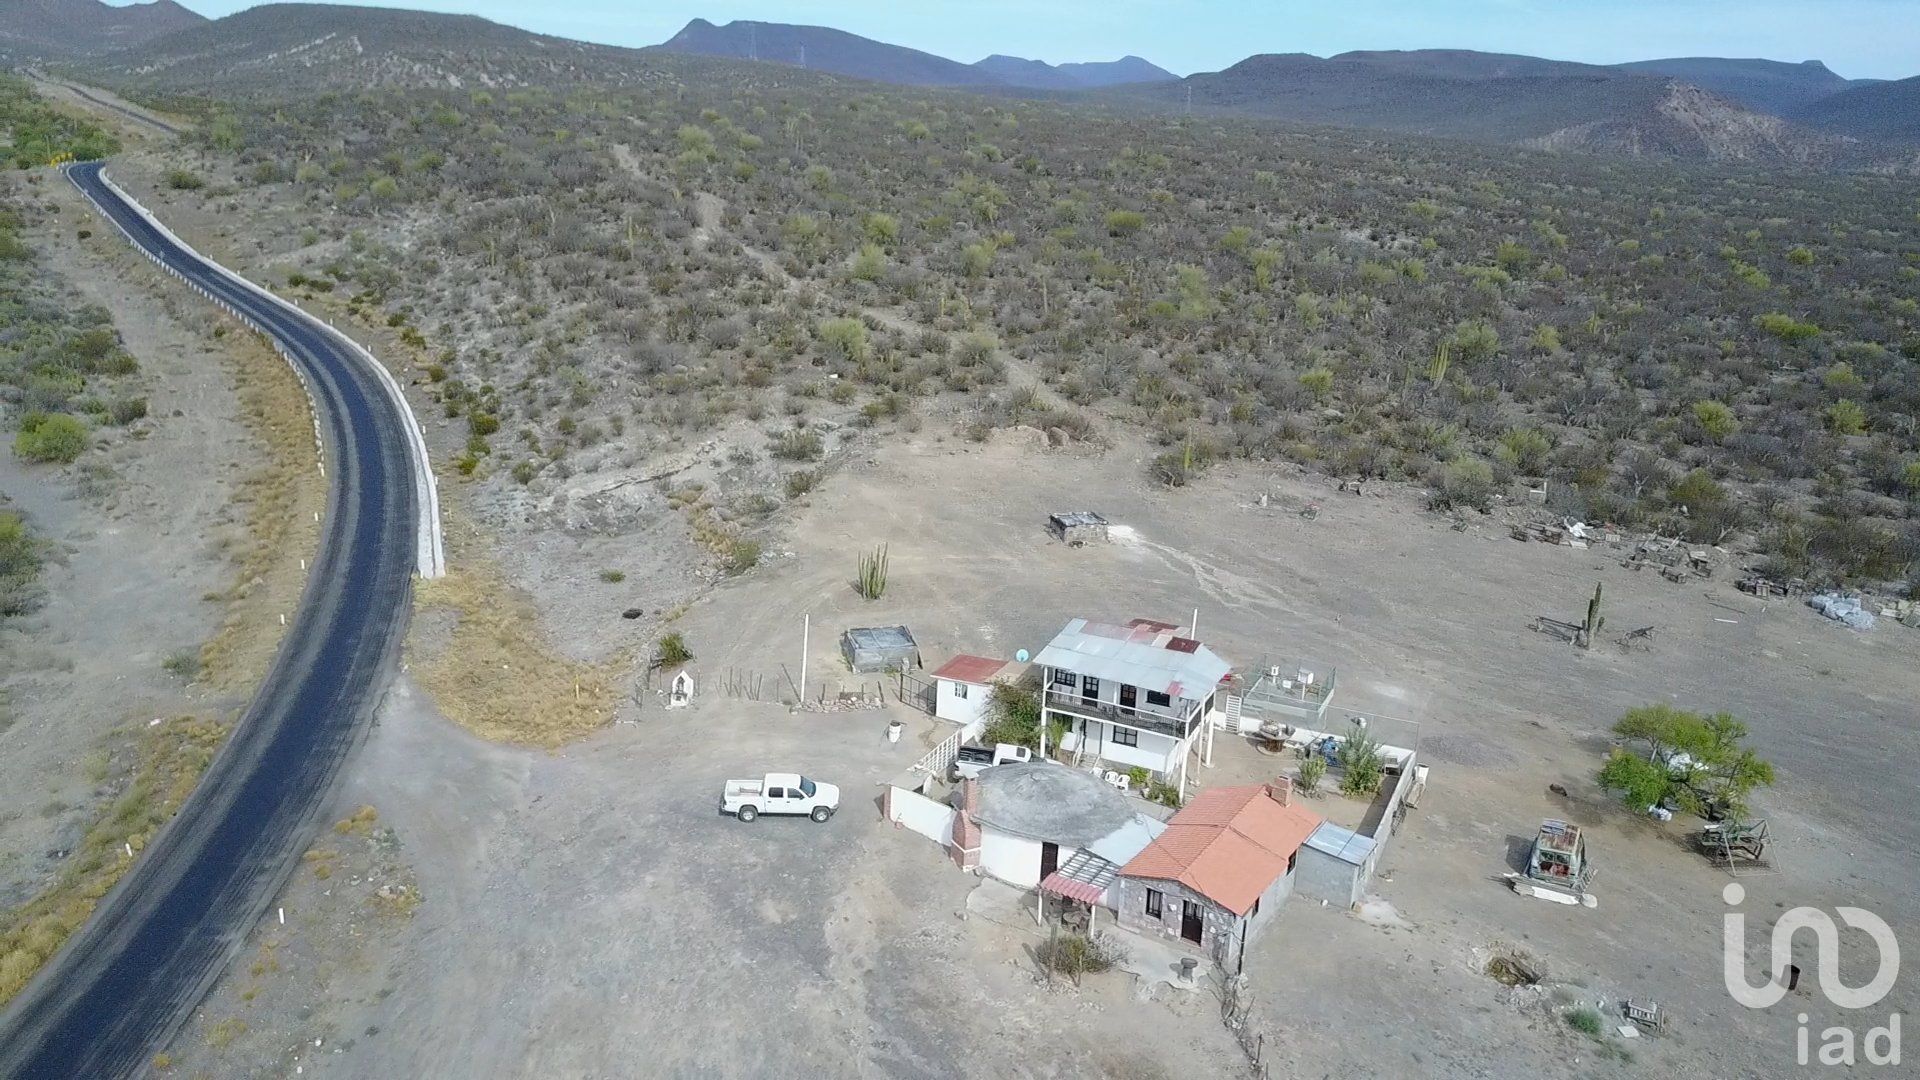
top-left (1788, 76), bottom-right (1920, 144)
top-left (1614, 57), bottom-right (1853, 115)
top-left (1107, 51), bottom-right (1885, 167)
top-left (971, 53), bottom-right (1175, 90)
top-left (0, 0), bottom-right (205, 56)
top-left (71, 3), bottom-right (673, 92)
top-left (658, 18), bottom-right (997, 87)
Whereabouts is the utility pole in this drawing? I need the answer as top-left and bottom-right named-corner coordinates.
top-left (799, 614), bottom-right (810, 708)
top-left (799, 44), bottom-right (806, 69)
top-left (1185, 84), bottom-right (1193, 116)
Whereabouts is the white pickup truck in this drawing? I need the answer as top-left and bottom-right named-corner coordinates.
top-left (721, 773), bottom-right (841, 823)
top-left (949, 742), bottom-right (1032, 781)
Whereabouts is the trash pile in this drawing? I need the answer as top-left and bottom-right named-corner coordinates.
top-left (1809, 593), bottom-right (1875, 631)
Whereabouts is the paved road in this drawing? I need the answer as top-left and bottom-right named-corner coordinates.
top-left (0, 162), bottom-right (420, 1079)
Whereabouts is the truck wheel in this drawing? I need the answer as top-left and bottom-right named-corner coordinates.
top-left (810, 806), bottom-right (832, 823)
top-left (737, 806), bottom-right (758, 823)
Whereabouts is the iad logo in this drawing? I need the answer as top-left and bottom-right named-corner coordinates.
top-left (1723, 882), bottom-right (1902, 1066)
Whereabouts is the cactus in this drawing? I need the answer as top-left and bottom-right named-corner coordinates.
top-left (1581, 582), bottom-right (1605, 649)
top-left (856, 544), bottom-right (889, 600)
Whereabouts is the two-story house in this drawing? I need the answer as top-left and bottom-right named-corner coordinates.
top-left (1032, 617), bottom-right (1231, 793)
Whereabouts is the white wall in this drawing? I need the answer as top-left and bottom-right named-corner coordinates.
top-left (978, 828), bottom-right (1084, 889)
top-left (935, 679), bottom-right (992, 727)
top-left (887, 785), bottom-right (955, 845)
top-left (1060, 721), bottom-right (1179, 775)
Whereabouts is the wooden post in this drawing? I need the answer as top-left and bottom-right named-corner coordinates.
top-left (798, 614), bottom-right (809, 708)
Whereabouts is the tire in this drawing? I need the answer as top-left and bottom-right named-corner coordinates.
top-left (736, 805), bottom-right (758, 823)
top-left (810, 806), bottom-right (832, 823)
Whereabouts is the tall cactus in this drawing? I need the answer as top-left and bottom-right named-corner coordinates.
top-left (1581, 581), bottom-right (1605, 649)
top-left (856, 544), bottom-right (890, 600)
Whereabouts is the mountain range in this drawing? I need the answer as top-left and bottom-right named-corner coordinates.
top-left (13, 3), bottom-right (1917, 167)
top-left (659, 19), bottom-right (1175, 90)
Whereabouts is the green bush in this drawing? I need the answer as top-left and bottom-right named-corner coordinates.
top-left (14, 413), bottom-right (86, 463)
top-left (163, 169), bottom-right (205, 191)
top-left (1434, 458), bottom-right (1495, 511)
top-left (1336, 723), bottom-right (1386, 797)
top-left (655, 631), bottom-right (693, 668)
top-left (0, 511), bottom-right (45, 617)
top-left (1298, 755), bottom-right (1326, 793)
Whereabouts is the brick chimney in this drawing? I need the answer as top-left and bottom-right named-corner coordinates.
top-left (1265, 776), bottom-right (1293, 807)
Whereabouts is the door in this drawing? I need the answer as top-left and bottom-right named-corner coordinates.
top-left (1040, 842), bottom-right (1060, 882)
top-left (1080, 675), bottom-right (1099, 705)
top-left (1181, 899), bottom-right (1204, 944)
top-left (1118, 684), bottom-right (1137, 715)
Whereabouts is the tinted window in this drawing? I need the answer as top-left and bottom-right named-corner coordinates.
top-left (767, 787), bottom-right (785, 799)
top-left (799, 778), bottom-right (816, 798)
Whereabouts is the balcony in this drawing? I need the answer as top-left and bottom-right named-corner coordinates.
top-left (1043, 687), bottom-right (1200, 740)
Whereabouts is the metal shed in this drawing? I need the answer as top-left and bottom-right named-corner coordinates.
top-left (842, 625), bottom-right (921, 673)
top-left (1048, 511), bottom-right (1109, 547)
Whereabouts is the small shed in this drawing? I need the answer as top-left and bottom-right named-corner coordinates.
top-left (842, 625), bottom-right (921, 674)
top-left (930, 654), bottom-right (1017, 727)
top-left (1048, 511), bottom-right (1109, 547)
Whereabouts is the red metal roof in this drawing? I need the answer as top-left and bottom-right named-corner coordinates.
top-left (1040, 870), bottom-right (1107, 905)
top-left (930, 654), bottom-right (1011, 684)
top-left (1119, 786), bottom-right (1324, 917)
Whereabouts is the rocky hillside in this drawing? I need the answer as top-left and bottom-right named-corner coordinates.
top-left (66, 3), bottom-right (679, 92)
top-left (1109, 50), bottom-right (1896, 168)
top-left (0, 0), bottom-right (204, 57)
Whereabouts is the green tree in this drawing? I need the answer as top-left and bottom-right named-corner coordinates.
top-left (1336, 723), bottom-right (1385, 797)
top-left (817, 317), bottom-right (868, 363)
top-left (1597, 704), bottom-right (1775, 819)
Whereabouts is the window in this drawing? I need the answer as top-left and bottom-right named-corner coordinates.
top-left (1080, 674), bottom-right (1100, 699)
top-left (799, 777), bottom-right (816, 798)
top-left (1051, 667), bottom-right (1078, 690)
top-left (1145, 689), bottom-right (1172, 709)
top-left (1111, 727), bottom-right (1139, 747)
top-left (953, 682), bottom-right (969, 700)
top-left (767, 787), bottom-right (786, 799)
top-left (1145, 888), bottom-right (1163, 918)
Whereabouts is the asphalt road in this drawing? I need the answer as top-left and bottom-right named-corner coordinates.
top-left (0, 162), bottom-right (420, 1079)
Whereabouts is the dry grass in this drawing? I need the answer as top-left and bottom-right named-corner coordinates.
top-left (408, 541), bottom-right (625, 747)
top-left (0, 716), bottom-right (229, 1005)
top-left (196, 325), bottom-right (323, 691)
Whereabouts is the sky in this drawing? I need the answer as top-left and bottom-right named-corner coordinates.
top-left (158, 1), bottom-right (1920, 80)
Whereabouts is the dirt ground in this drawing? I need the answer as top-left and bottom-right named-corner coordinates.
top-left (156, 420), bottom-right (1917, 1078)
top-left (0, 171), bottom-right (318, 917)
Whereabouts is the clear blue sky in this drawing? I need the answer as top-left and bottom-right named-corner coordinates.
top-left (160, 1), bottom-right (1919, 80)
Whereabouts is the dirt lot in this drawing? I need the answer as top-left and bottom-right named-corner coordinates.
top-left (157, 422), bottom-right (1916, 1078)
top-left (0, 171), bottom-right (318, 918)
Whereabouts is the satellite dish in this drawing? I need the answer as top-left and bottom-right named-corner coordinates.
top-left (1015, 649), bottom-right (1030, 663)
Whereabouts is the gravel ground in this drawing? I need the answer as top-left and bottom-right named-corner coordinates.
top-left (161, 427), bottom-right (1917, 1078)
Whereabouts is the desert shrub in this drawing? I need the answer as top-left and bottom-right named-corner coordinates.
top-left (784, 469), bottom-right (818, 498)
top-left (1104, 209), bottom-right (1144, 236)
top-left (14, 413), bottom-right (86, 463)
top-left (655, 631), bottom-right (693, 668)
top-left (771, 427), bottom-right (823, 461)
top-left (163, 169), bottom-right (204, 191)
top-left (1564, 1008), bottom-right (1604, 1039)
top-left (1036, 932), bottom-right (1120, 984)
top-left (1298, 754), bottom-right (1326, 793)
top-left (725, 537), bottom-right (761, 575)
top-left (0, 512), bottom-right (44, 617)
top-left (1433, 458), bottom-right (1495, 511)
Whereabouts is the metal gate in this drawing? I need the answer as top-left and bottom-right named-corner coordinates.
top-left (897, 670), bottom-right (936, 715)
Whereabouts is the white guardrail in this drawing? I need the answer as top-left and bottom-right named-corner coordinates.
top-left (69, 166), bottom-right (446, 578)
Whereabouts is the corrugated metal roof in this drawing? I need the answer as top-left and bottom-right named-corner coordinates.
top-left (1041, 851), bottom-right (1118, 905)
top-left (1302, 820), bottom-right (1376, 866)
top-left (931, 654), bottom-right (1011, 684)
top-left (1119, 786), bottom-right (1324, 916)
top-left (1031, 618), bottom-right (1231, 698)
